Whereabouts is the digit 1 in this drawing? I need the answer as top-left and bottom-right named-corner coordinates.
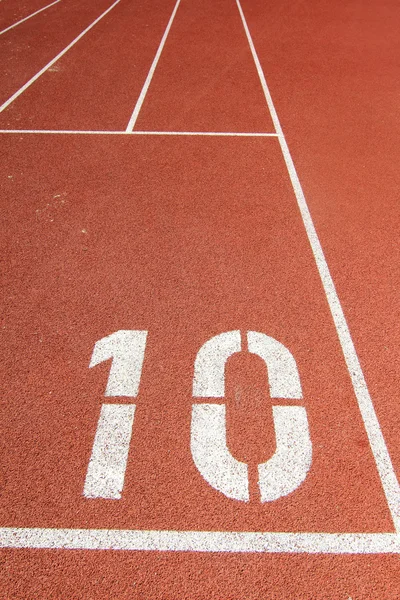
top-left (83, 330), bottom-right (147, 499)
top-left (89, 329), bottom-right (148, 397)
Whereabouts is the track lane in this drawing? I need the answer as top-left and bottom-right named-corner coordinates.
top-left (0, 0), bottom-right (58, 31)
top-left (0, 134), bottom-right (393, 534)
top-left (240, 0), bottom-right (400, 483)
top-left (133, 0), bottom-right (275, 133)
top-left (0, 0), bottom-right (179, 131)
top-left (1, 0), bottom-right (399, 597)
top-left (0, 545), bottom-right (399, 598)
top-left (0, 0), bottom-right (117, 107)
top-left (0, 1), bottom-right (61, 36)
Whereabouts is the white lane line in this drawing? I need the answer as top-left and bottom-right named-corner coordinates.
top-left (0, 0), bottom-right (61, 36)
top-left (0, 0), bottom-right (61, 37)
top-left (0, 129), bottom-right (279, 136)
top-left (0, 0), bottom-right (121, 114)
top-left (0, 529), bottom-right (399, 553)
top-left (83, 404), bottom-right (136, 499)
top-left (236, 0), bottom-right (400, 532)
top-left (131, 131), bottom-right (279, 136)
top-left (125, 0), bottom-right (182, 132)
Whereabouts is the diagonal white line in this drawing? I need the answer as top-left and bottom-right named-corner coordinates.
top-left (125, 0), bottom-right (182, 132)
top-left (236, 0), bottom-right (400, 532)
top-left (0, 0), bottom-right (121, 114)
top-left (0, 0), bottom-right (61, 36)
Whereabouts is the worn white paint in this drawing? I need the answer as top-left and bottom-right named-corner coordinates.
top-left (192, 332), bottom-right (310, 502)
top-left (83, 404), bottom-right (136, 499)
top-left (193, 331), bottom-right (241, 397)
top-left (89, 330), bottom-right (147, 397)
top-left (191, 404), bottom-right (249, 501)
top-left (258, 406), bottom-right (312, 502)
top-left (247, 331), bottom-right (302, 399)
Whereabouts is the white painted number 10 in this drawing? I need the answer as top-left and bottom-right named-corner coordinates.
top-left (83, 330), bottom-right (312, 502)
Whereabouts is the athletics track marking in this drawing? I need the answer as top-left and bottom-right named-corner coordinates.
top-left (0, 0), bottom-right (121, 114)
top-left (0, 0), bottom-right (399, 553)
top-left (125, 0), bottom-right (182, 132)
top-left (0, 130), bottom-right (278, 136)
top-left (0, 0), bottom-right (61, 37)
top-left (236, 0), bottom-right (400, 533)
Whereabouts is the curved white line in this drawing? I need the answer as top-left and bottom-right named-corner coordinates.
top-left (258, 406), bottom-right (312, 502)
top-left (193, 331), bottom-right (241, 397)
top-left (247, 331), bottom-right (302, 399)
top-left (191, 404), bottom-right (249, 501)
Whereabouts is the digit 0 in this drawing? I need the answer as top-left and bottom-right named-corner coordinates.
top-left (191, 331), bottom-right (312, 502)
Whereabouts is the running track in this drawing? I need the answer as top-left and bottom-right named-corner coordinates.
top-left (1, 0), bottom-right (400, 597)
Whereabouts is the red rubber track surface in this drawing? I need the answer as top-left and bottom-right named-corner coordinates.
top-left (1, 0), bottom-right (400, 598)
top-left (242, 0), bottom-right (400, 481)
top-left (0, 0), bottom-right (178, 131)
top-left (0, 0), bottom-right (56, 32)
top-left (133, 0), bottom-right (275, 132)
top-left (0, 0), bottom-right (115, 106)
top-left (0, 135), bottom-right (392, 532)
top-left (1, 552), bottom-right (399, 599)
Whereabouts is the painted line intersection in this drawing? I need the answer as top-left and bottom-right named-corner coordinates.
top-left (1, 132), bottom-right (397, 553)
top-left (0, 0), bottom-right (398, 557)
